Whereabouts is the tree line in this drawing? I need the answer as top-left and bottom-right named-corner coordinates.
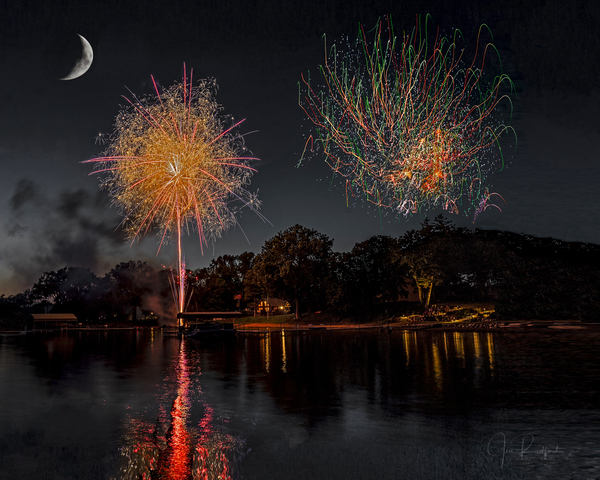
top-left (2, 215), bottom-right (599, 327)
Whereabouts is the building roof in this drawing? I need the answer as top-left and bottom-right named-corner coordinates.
top-left (31, 314), bottom-right (78, 322)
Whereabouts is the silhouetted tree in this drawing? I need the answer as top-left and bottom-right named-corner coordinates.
top-left (328, 236), bottom-right (405, 316)
top-left (105, 261), bottom-right (156, 320)
top-left (395, 216), bottom-right (457, 307)
top-left (0, 291), bottom-right (36, 329)
top-left (480, 230), bottom-right (600, 321)
top-left (188, 252), bottom-right (255, 311)
top-left (31, 267), bottom-right (101, 320)
top-left (250, 225), bottom-right (333, 319)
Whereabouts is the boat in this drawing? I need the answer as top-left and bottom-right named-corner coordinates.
top-left (308, 324), bottom-right (327, 331)
top-left (185, 322), bottom-right (237, 337)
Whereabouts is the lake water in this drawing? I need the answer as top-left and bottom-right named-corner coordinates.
top-left (1, 328), bottom-right (599, 479)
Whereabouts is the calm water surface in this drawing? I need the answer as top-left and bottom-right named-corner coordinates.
top-left (1, 329), bottom-right (599, 479)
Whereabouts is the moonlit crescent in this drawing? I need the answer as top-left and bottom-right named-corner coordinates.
top-left (59, 34), bottom-right (93, 81)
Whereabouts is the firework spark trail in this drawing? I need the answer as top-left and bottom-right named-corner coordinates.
top-left (84, 65), bottom-right (264, 313)
top-left (299, 15), bottom-right (516, 219)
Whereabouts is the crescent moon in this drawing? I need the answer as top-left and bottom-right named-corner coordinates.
top-left (59, 34), bottom-right (93, 81)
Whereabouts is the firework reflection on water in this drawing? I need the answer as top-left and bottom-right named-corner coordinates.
top-left (114, 341), bottom-right (245, 480)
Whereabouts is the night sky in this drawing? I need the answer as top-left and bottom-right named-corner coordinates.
top-left (1, 0), bottom-right (599, 295)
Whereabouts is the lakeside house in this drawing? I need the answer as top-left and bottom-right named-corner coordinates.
top-left (256, 298), bottom-right (290, 316)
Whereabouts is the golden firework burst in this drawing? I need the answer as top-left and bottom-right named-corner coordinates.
top-left (85, 68), bottom-right (262, 312)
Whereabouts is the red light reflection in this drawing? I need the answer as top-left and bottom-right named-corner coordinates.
top-left (117, 342), bottom-right (237, 479)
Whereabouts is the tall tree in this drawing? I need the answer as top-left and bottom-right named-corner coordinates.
top-left (189, 252), bottom-right (256, 311)
top-left (395, 215), bottom-right (461, 307)
top-left (31, 267), bottom-right (101, 320)
top-left (328, 236), bottom-right (404, 315)
top-left (106, 261), bottom-right (156, 320)
top-left (250, 225), bottom-right (333, 319)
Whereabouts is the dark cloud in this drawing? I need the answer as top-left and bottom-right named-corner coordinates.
top-left (5, 223), bottom-right (28, 238)
top-left (9, 179), bottom-right (38, 211)
top-left (2, 179), bottom-right (128, 290)
top-left (57, 189), bottom-right (89, 218)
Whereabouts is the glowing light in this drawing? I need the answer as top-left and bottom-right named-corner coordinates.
top-left (486, 332), bottom-right (495, 371)
top-left (262, 334), bottom-right (271, 373)
top-left (473, 331), bottom-right (483, 360)
top-left (85, 65), bottom-right (263, 312)
top-left (281, 329), bottom-right (287, 373)
top-left (299, 15), bottom-right (516, 219)
top-left (453, 332), bottom-right (465, 365)
top-left (432, 340), bottom-right (443, 390)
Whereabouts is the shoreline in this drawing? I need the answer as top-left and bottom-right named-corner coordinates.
top-left (235, 319), bottom-right (600, 333)
top-left (3, 319), bottom-right (599, 335)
